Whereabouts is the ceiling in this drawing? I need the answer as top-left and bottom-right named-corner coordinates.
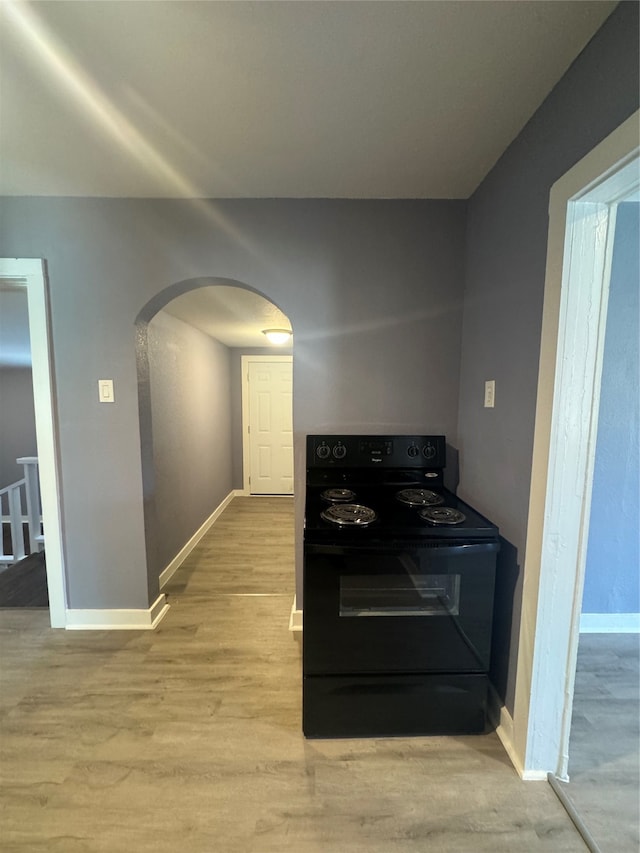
top-left (0, 1), bottom-right (619, 351)
top-left (161, 286), bottom-right (292, 349)
top-left (0, 0), bottom-right (617, 200)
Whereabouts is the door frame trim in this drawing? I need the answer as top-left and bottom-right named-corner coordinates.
top-left (0, 258), bottom-right (67, 627)
top-left (514, 110), bottom-right (639, 778)
top-left (240, 354), bottom-right (293, 495)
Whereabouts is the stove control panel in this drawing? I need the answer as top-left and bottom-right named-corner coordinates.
top-left (307, 435), bottom-right (446, 468)
top-left (359, 439), bottom-right (393, 459)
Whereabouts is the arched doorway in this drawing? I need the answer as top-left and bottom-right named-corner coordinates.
top-left (135, 277), bottom-right (294, 603)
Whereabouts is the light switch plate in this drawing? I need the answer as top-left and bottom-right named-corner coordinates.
top-left (98, 379), bottom-right (114, 403)
top-left (484, 380), bottom-right (495, 408)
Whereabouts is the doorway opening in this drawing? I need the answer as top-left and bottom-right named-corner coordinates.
top-left (0, 259), bottom-right (66, 627)
top-left (513, 111), bottom-right (639, 779)
top-left (241, 355), bottom-right (294, 496)
top-left (135, 277), bottom-right (294, 598)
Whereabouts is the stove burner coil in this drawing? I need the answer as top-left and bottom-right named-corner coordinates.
top-left (321, 488), bottom-right (357, 503)
top-left (396, 488), bottom-right (444, 507)
top-left (320, 503), bottom-right (377, 527)
top-left (419, 506), bottom-right (466, 525)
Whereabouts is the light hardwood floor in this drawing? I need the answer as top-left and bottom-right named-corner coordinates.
top-left (1, 496), bottom-right (591, 852)
top-left (557, 633), bottom-right (640, 853)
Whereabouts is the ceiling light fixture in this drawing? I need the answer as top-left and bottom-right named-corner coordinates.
top-left (262, 328), bottom-right (292, 345)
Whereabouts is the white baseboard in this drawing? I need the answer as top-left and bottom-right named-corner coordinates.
top-left (238, 491), bottom-right (293, 498)
top-left (65, 594), bottom-right (169, 631)
top-left (289, 596), bottom-right (302, 632)
top-left (159, 491), bottom-right (236, 589)
top-left (580, 612), bottom-right (640, 633)
top-left (487, 685), bottom-right (547, 781)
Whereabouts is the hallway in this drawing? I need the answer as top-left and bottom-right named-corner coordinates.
top-left (1, 497), bottom-right (588, 852)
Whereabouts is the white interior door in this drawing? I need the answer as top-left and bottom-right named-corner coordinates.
top-left (246, 358), bottom-right (293, 494)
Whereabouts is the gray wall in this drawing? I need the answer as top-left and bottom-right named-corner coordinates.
top-left (0, 199), bottom-right (466, 608)
top-left (146, 311), bottom-right (233, 581)
top-left (0, 368), bottom-right (38, 487)
top-left (0, 289), bottom-right (37, 487)
top-left (583, 202), bottom-right (639, 615)
top-left (459, 1), bottom-right (639, 711)
top-left (0, 3), bottom-right (635, 629)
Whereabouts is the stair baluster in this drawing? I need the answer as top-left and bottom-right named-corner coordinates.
top-left (0, 458), bottom-right (43, 567)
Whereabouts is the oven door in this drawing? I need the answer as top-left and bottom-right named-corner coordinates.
top-left (303, 541), bottom-right (498, 675)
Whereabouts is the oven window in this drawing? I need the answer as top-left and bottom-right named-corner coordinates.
top-left (339, 574), bottom-right (460, 617)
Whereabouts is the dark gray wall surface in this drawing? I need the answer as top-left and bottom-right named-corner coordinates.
top-left (0, 368), bottom-right (38, 487)
top-left (146, 311), bottom-right (233, 584)
top-left (1, 4), bottom-right (635, 623)
top-left (458, 1), bottom-right (639, 711)
top-left (0, 198), bottom-right (466, 608)
top-left (583, 202), bottom-right (639, 615)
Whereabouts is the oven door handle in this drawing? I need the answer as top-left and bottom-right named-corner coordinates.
top-left (305, 541), bottom-right (500, 557)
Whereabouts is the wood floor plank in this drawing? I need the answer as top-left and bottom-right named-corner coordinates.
top-left (0, 496), bottom-right (592, 852)
top-left (558, 633), bottom-right (640, 853)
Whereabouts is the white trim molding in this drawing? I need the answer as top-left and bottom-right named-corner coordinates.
top-left (66, 594), bottom-right (169, 631)
top-left (515, 110), bottom-right (640, 779)
top-left (289, 596), bottom-right (302, 632)
top-left (0, 258), bottom-right (67, 628)
top-left (488, 686), bottom-right (548, 781)
top-left (159, 491), bottom-right (235, 589)
top-left (580, 613), bottom-right (640, 633)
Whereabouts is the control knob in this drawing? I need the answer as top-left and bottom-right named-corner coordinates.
top-left (423, 443), bottom-right (437, 460)
top-left (332, 442), bottom-right (347, 460)
top-left (407, 444), bottom-right (420, 458)
top-left (316, 443), bottom-right (331, 460)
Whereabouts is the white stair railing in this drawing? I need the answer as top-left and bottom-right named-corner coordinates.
top-left (0, 457), bottom-right (43, 567)
top-left (17, 457), bottom-right (43, 554)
